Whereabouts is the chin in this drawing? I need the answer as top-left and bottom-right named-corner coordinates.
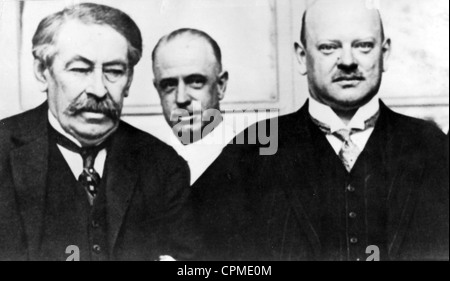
top-left (336, 103), bottom-right (363, 112)
top-left (73, 124), bottom-right (117, 143)
top-left (326, 97), bottom-right (365, 111)
top-left (328, 91), bottom-right (373, 108)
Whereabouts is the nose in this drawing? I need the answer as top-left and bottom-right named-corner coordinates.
top-left (86, 68), bottom-right (108, 98)
top-left (175, 81), bottom-right (191, 107)
top-left (338, 47), bottom-right (358, 72)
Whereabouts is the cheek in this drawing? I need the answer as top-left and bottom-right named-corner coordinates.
top-left (358, 53), bottom-right (381, 72)
top-left (47, 76), bottom-right (75, 110)
top-left (108, 82), bottom-right (129, 103)
top-left (361, 62), bottom-right (382, 85)
top-left (161, 93), bottom-right (175, 107)
top-left (310, 56), bottom-right (336, 77)
top-left (56, 72), bottom-right (92, 97)
top-left (200, 87), bottom-right (217, 107)
top-left (160, 95), bottom-right (177, 119)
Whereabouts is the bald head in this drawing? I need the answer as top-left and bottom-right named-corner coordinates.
top-left (300, 0), bottom-right (385, 48)
top-left (294, 0), bottom-right (392, 115)
top-left (152, 28), bottom-right (222, 73)
top-left (152, 28), bottom-right (229, 143)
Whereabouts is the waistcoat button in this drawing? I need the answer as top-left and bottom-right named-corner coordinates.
top-left (93, 244), bottom-right (101, 253)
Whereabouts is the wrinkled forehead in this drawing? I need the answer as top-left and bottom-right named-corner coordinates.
top-left (55, 20), bottom-right (126, 49)
top-left (306, 0), bottom-right (383, 42)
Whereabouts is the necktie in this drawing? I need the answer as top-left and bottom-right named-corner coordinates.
top-left (311, 111), bottom-right (379, 172)
top-left (333, 129), bottom-right (361, 172)
top-left (78, 148), bottom-right (101, 198)
top-left (49, 126), bottom-right (108, 200)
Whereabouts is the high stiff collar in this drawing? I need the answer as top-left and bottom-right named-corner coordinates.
top-left (48, 110), bottom-right (112, 152)
top-left (9, 102), bottom-right (143, 258)
top-left (48, 110), bottom-right (83, 148)
top-left (308, 96), bottom-right (380, 133)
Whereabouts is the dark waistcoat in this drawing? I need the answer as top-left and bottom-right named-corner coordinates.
top-left (308, 118), bottom-right (389, 261)
top-left (38, 135), bottom-right (109, 261)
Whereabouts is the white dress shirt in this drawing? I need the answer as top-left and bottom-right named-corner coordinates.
top-left (308, 97), bottom-right (380, 155)
top-left (48, 111), bottom-right (107, 179)
top-left (168, 117), bottom-right (236, 185)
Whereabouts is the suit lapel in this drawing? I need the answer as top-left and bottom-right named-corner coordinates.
top-left (10, 103), bottom-right (49, 260)
top-left (375, 103), bottom-right (423, 258)
top-left (105, 124), bottom-right (139, 255)
top-left (8, 104), bottom-right (143, 258)
top-left (280, 101), bottom-right (424, 259)
top-left (278, 103), bottom-right (324, 257)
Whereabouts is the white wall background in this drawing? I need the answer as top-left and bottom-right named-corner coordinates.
top-left (1, 0), bottom-right (448, 141)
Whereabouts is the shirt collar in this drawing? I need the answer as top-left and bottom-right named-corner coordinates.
top-left (48, 110), bottom-right (83, 148)
top-left (308, 96), bottom-right (380, 133)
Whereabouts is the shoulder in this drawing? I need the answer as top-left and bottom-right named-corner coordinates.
top-left (385, 107), bottom-right (446, 147)
top-left (380, 106), bottom-right (447, 172)
top-left (117, 121), bottom-right (183, 159)
top-left (232, 110), bottom-right (303, 144)
top-left (0, 104), bottom-right (48, 149)
top-left (1, 105), bottom-right (46, 134)
top-left (116, 121), bottom-right (188, 176)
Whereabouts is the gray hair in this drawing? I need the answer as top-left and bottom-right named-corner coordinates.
top-left (32, 3), bottom-right (142, 67)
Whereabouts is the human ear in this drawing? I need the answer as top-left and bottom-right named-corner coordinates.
top-left (295, 42), bottom-right (308, 75)
top-left (217, 70), bottom-right (229, 100)
top-left (33, 59), bottom-right (49, 92)
top-left (124, 69), bottom-right (134, 97)
top-left (381, 38), bottom-right (392, 72)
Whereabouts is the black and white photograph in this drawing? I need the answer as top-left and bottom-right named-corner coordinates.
top-left (0, 0), bottom-right (448, 265)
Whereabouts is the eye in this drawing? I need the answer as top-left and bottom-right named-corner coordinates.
top-left (318, 44), bottom-right (339, 54)
top-left (103, 67), bottom-right (127, 82)
top-left (186, 75), bottom-right (206, 89)
top-left (355, 42), bottom-right (375, 53)
top-left (67, 61), bottom-right (92, 74)
top-left (159, 79), bottom-right (178, 92)
top-left (69, 67), bottom-right (91, 74)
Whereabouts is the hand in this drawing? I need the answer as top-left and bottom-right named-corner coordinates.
top-left (158, 255), bottom-right (176, 261)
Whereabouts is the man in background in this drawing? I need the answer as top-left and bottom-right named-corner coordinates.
top-left (153, 29), bottom-right (259, 260)
top-left (152, 28), bottom-right (234, 186)
top-left (0, 3), bottom-right (197, 261)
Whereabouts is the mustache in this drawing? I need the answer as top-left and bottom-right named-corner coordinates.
top-left (65, 95), bottom-right (121, 120)
top-left (171, 107), bottom-right (203, 117)
top-left (332, 72), bottom-right (365, 83)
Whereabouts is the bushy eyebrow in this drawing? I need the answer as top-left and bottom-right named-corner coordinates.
top-left (64, 56), bottom-right (93, 68)
top-left (158, 77), bottom-right (178, 86)
top-left (103, 60), bottom-right (128, 68)
top-left (65, 56), bottom-right (128, 69)
top-left (185, 74), bottom-right (207, 81)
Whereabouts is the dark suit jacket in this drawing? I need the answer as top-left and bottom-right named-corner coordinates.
top-left (196, 100), bottom-right (448, 261)
top-left (239, 100), bottom-right (449, 261)
top-left (0, 102), bottom-right (198, 260)
top-left (191, 140), bottom-right (258, 260)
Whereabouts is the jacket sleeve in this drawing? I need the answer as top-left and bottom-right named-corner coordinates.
top-left (160, 153), bottom-right (202, 260)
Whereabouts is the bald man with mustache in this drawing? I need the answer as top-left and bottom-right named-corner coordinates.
top-left (231, 0), bottom-right (448, 261)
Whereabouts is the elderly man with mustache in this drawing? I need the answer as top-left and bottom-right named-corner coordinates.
top-left (0, 3), bottom-right (198, 261)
